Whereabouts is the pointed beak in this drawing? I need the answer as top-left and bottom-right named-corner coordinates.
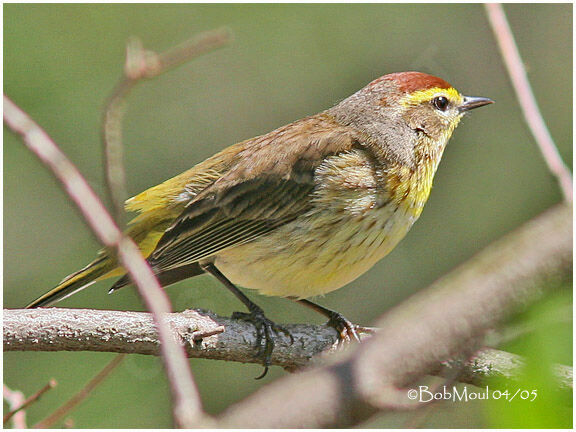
top-left (459, 96), bottom-right (494, 112)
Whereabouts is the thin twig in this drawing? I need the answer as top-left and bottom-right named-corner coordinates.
top-left (102, 28), bottom-right (232, 222)
top-left (484, 4), bottom-right (572, 203)
top-left (3, 384), bottom-right (27, 429)
top-left (3, 97), bottom-right (207, 428)
top-left (3, 380), bottom-right (56, 426)
top-left (33, 356), bottom-right (124, 428)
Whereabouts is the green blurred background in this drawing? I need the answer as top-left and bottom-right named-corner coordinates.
top-left (4, 4), bottom-right (572, 428)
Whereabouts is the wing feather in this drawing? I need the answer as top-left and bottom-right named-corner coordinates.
top-left (146, 114), bottom-right (362, 275)
top-left (149, 179), bottom-right (314, 271)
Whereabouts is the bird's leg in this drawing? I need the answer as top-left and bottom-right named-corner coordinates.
top-left (200, 262), bottom-right (292, 379)
top-left (296, 299), bottom-right (373, 344)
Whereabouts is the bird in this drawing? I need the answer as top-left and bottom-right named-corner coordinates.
top-left (26, 71), bottom-right (493, 376)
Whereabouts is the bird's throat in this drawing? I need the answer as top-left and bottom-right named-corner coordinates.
top-left (387, 138), bottom-right (446, 218)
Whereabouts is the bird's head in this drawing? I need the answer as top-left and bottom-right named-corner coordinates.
top-left (330, 71), bottom-right (493, 166)
top-left (379, 71), bottom-right (493, 142)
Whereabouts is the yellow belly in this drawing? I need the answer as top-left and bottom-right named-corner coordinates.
top-left (214, 201), bottom-right (419, 298)
top-left (214, 147), bottom-right (439, 299)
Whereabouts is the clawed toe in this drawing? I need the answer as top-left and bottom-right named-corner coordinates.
top-left (326, 311), bottom-right (366, 345)
top-left (296, 299), bottom-right (368, 347)
top-left (232, 308), bottom-right (293, 379)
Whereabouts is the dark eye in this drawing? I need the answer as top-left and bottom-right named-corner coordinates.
top-left (433, 96), bottom-right (449, 111)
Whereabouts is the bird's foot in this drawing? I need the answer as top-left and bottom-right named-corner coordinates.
top-left (232, 307), bottom-right (293, 379)
top-left (325, 310), bottom-right (373, 346)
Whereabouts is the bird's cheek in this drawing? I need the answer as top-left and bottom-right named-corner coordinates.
top-left (405, 113), bottom-right (427, 135)
top-left (420, 117), bottom-right (450, 141)
top-left (411, 119), bottom-right (434, 138)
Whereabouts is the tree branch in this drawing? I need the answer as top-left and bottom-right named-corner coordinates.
top-left (215, 203), bottom-right (572, 428)
top-left (485, 4), bottom-right (572, 202)
top-left (4, 308), bottom-right (571, 393)
top-left (103, 28), bottom-right (232, 222)
top-left (3, 95), bottom-right (205, 428)
top-left (438, 348), bottom-right (572, 392)
top-left (3, 383), bottom-right (33, 429)
top-left (4, 204), bottom-right (572, 428)
top-left (3, 308), bottom-right (343, 370)
top-left (33, 356), bottom-right (124, 429)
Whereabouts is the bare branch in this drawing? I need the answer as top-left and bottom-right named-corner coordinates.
top-left (484, 4), bottom-right (572, 202)
top-left (4, 204), bottom-right (572, 428)
top-left (3, 384), bottom-right (28, 429)
top-left (215, 203), bottom-right (572, 428)
top-left (102, 28), bottom-right (232, 221)
top-left (3, 380), bottom-right (57, 428)
top-left (33, 356), bottom-right (124, 429)
top-left (3, 308), bottom-right (343, 369)
top-left (3, 96), bottom-right (205, 427)
top-left (439, 348), bottom-right (572, 392)
top-left (4, 308), bottom-right (570, 392)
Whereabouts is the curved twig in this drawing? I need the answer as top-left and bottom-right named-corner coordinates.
top-left (485, 4), bottom-right (572, 202)
top-left (33, 356), bottom-right (124, 429)
top-left (102, 28), bottom-right (232, 222)
top-left (3, 96), bottom-right (205, 428)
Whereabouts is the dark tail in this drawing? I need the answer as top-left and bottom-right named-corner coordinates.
top-left (108, 262), bottom-right (205, 293)
top-left (26, 258), bottom-right (113, 308)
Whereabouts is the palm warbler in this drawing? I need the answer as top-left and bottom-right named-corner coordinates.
top-left (27, 71), bottom-right (493, 375)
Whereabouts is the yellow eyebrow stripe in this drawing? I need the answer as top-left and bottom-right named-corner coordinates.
top-left (401, 86), bottom-right (463, 107)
